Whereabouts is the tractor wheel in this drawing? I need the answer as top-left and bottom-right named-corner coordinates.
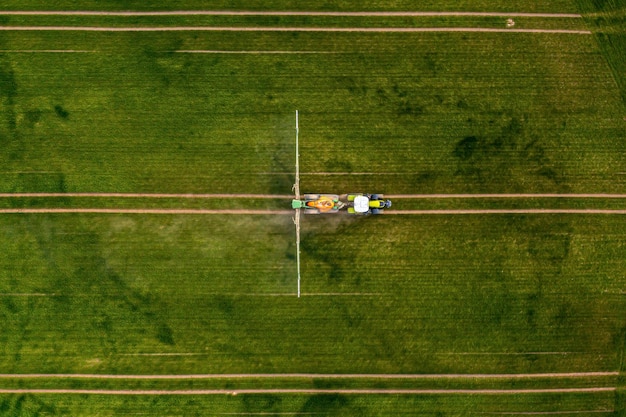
top-left (371, 209), bottom-right (382, 215)
top-left (304, 194), bottom-right (320, 201)
top-left (371, 194), bottom-right (383, 200)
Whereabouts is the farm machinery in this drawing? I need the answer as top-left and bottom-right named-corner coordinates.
top-left (346, 193), bottom-right (392, 215)
top-left (291, 110), bottom-right (392, 297)
top-left (291, 193), bottom-right (392, 215)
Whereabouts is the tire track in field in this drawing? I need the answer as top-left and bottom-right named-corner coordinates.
top-left (5, 193), bottom-right (626, 199)
top-left (387, 194), bottom-right (626, 199)
top-left (0, 193), bottom-right (293, 199)
top-left (0, 387), bottom-right (614, 395)
top-left (11, 208), bottom-right (626, 215)
top-left (172, 50), bottom-right (339, 54)
top-left (0, 372), bottom-right (616, 379)
top-left (0, 208), bottom-right (293, 215)
top-left (0, 50), bottom-right (337, 54)
top-left (387, 209), bottom-right (626, 215)
top-left (0, 11), bottom-right (583, 18)
top-left (0, 26), bottom-right (592, 34)
top-left (0, 49), bottom-right (95, 53)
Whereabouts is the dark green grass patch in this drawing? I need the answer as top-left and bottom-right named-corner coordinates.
top-left (0, 196), bottom-right (290, 210)
top-left (387, 197), bottom-right (626, 211)
top-left (0, 391), bottom-right (616, 417)
top-left (0, 373), bottom-right (617, 391)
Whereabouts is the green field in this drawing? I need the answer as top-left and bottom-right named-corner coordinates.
top-left (0, 1), bottom-right (583, 13)
top-left (0, 1), bottom-right (625, 415)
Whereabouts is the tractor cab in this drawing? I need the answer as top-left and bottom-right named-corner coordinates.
top-left (347, 193), bottom-right (391, 215)
top-left (353, 195), bottom-right (371, 213)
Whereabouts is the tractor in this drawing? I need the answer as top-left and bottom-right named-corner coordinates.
top-left (346, 193), bottom-right (392, 215)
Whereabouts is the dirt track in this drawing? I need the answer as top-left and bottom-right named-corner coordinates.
top-left (0, 387), bottom-right (614, 395)
top-left (4, 192), bottom-right (625, 199)
top-left (0, 193), bottom-right (292, 199)
top-left (0, 26), bottom-right (592, 34)
top-left (387, 209), bottom-right (626, 215)
top-left (0, 208), bottom-right (293, 215)
top-left (0, 372), bottom-right (616, 379)
top-left (6, 208), bottom-right (626, 215)
top-left (388, 193), bottom-right (626, 199)
top-left (0, 11), bottom-right (583, 17)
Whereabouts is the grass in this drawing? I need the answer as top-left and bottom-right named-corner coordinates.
top-left (3, 212), bottom-right (623, 374)
top-left (0, 30), bottom-right (623, 195)
top-left (578, 0), bottom-right (626, 104)
top-left (576, 1), bottom-right (626, 412)
top-left (0, 15), bottom-right (591, 32)
top-left (0, 392), bottom-right (616, 417)
top-left (0, 1), bottom-right (583, 13)
top-left (0, 1), bottom-right (625, 415)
